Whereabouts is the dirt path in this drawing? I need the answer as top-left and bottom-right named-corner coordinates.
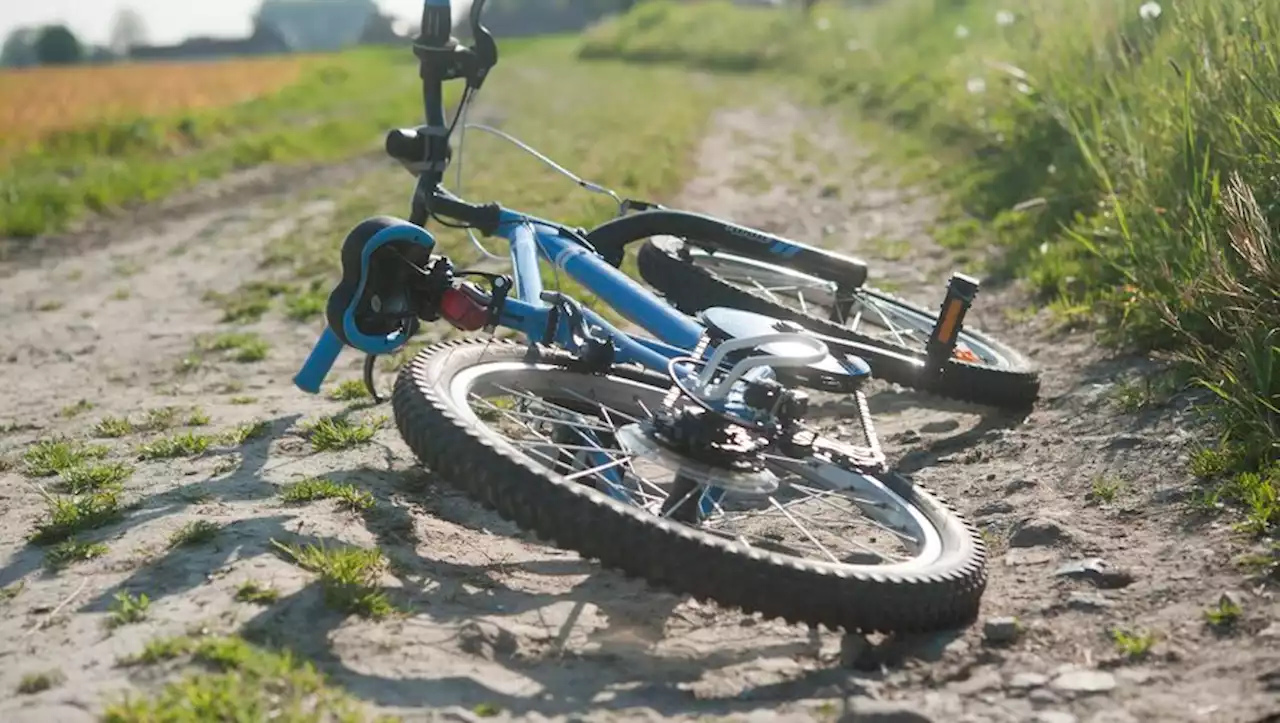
top-left (0, 98), bottom-right (1276, 723)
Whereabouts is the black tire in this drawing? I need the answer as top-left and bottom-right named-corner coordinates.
top-left (633, 235), bottom-right (1040, 410)
top-left (392, 338), bottom-right (988, 633)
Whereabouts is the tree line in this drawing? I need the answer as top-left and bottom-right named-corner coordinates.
top-left (2, 8), bottom-right (148, 68)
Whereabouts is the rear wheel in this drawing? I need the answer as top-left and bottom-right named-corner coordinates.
top-left (636, 236), bottom-right (1040, 409)
top-left (392, 339), bottom-right (988, 633)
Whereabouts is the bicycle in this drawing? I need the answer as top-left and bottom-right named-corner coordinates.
top-left (293, 0), bottom-right (987, 634)
top-left (584, 208), bottom-right (1041, 411)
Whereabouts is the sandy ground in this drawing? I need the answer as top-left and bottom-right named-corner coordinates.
top-left (0, 98), bottom-right (1278, 723)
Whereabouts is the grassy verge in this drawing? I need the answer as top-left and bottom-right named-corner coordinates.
top-left (1, 40), bottom-right (540, 240)
top-left (582, 0), bottom-right (1280, 532)
top-left (212, 36), bottom-right (741, 335)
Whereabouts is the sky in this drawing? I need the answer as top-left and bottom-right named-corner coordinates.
top-left (0, 0), bottom-right (475, 47)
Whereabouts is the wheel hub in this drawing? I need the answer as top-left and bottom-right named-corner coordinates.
top-left (615, 409), bottom-right (779, 495)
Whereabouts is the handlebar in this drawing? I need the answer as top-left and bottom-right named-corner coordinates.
top-left (291, 0), bottom-right (499, 396)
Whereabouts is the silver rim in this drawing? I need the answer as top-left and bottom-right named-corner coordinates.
top-left (682, 246), bottom-right (1013, 369)
top-left (444, 359), bottom-right (949, 574)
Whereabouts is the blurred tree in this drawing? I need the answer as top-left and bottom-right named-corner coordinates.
top-left (1, 27), bottom-right (38, 67)
top-left (33, 25), bottom-right (84, 65)
top-left (108, 7), bottom-right (151, 55)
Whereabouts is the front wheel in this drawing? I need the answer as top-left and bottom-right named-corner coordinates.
top-left (392, 339), bottom-right (987, 633)
top-left (636, 236), bottom-right (1040, 410)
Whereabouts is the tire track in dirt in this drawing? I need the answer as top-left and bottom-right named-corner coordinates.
top-left (0, 95), bottom-right (1276, 723)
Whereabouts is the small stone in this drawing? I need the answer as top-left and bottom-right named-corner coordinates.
top-left (1258, 623), bottom-right (1280, 639)
top-left (1005, 478), bottom-right (1037, 494)
top-left (983, 616), bottom-right (1020, 645)
top-left (1086, 711), bottom-right (1138, 723)
top-left (951, 667), bottom-right (1003, 694)
top-left (837, 699), bottom-right (936, 722)
top-left (976, 500), bottom-right (1015, 517)
top-left (1054, 558), bottom-right (1135, 589)
top-left (1050, 669), bottom-right (1117, 695)
top-left (1115, 668), bottom-right (1154, 685)
top-left (1010, 517), bottom-right (1074, 548)
top-left (1028, 688), bottom-right (1061, 705)
top-left (1004, 548), bottom-right (1056, 567)
top-left (1008, 672), bottom-right (1049, 690)
top-left (1034, 713), bottom-right (1078, 723)
top-left (1067, 592), bottom-right (1115, 612)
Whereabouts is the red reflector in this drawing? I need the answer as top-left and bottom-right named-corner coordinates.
top-left (440, 287), bottom-right (489, 331)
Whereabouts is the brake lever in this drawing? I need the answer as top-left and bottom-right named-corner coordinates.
top-left (363, 354), bottom-right (385, 404)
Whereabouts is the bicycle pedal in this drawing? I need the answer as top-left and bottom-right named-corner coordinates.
top-left (925, 273), bottom-right (980, 375)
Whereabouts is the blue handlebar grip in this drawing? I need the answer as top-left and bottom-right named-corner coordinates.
top-left (294, 327), bottom-right (344, 394)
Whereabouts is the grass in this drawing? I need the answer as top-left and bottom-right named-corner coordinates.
top-left (107, 633), bottom-right (374, 721)
top-left (169, 520), bottom-right (221, 548)
top-left (22, 438), bottom-right (109, 477)
top-left (1088, 475), bottom-right (1124, 504)
top-left (59, 399), bottom-right (95, 418)
top-left (17, 669), bottom-right (65, 694)
top-left (94, 406), bottom-right (210, 438)
top-left (302, 415), bottom-right (382, 452)
top-left (195, 332), bottom-right (270, 363)
top-left (328, 379), bottom-right (371, 402)
top-left (57, 461), bottom-right (133, 494)
top-left (107, 591), bottom-right (151, 628)
top-left (136, 432), bottom-right (214, 460)
top-left (227, 36), bottom-right (738, 328)
top-left (0, 47), bottom-right (448, 240)
top-left (235, 580), bottom-right (281, 605)
top-left (583, 0), bottom-right (1280, 534)
top-left (1110, 627), bottom-right (1156, 660)
top-left (272, 540), bottom-right (394, 619)
top-left (30, 489), bottom-right (124, 545)
top-left (45, 539), bottom-right (109, 570)
top-left (1204, 594), bottom-right (1243, 629)
top-left (280, 478), bottom-right (374, 511)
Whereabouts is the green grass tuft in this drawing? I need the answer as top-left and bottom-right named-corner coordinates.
top-left (30, 489), bottom-right (124, 546)
top-left (45, 539), bottom-right (109, 570)
top-left (280, 478), bottom-right (374, 511)
top-left (23, 439), bottom-right (109, 477)
top-left (169, 520), bottom-right (221, 548)
top-left (302, 415), bottom-right (381, 452)
top-left (272, 540), bottom-right (394, 619)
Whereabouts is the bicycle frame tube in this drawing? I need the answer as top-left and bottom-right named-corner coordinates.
top-left (488, 209), bottom-right (708, 376)
top-left (498, 210), bottom-right (705, 349)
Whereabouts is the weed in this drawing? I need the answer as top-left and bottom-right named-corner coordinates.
top-left (1204, 594), bottom-right (1243, 629)
top-left (327, 379), bottom-right (370, 402)
top-left (280, 478), bottom-right (374, 511)
top-left (30, 489), bottom-right (123, 545)
top-left (197, 332), bottom-right (270, 363)
top-left (111, 288), bottom-right (131, 301)
top-left (222, 420), bottom-right (271, 446)
top-left (57, 461), bottom-right (132, 494)
top-left (203, 280), bottom-right (291, 324)
top-left (1088, 476), bottom-right (1124, 505)
top-left (186, 407), bottom-right (211, 426)
top-left (169, 520), bottom-right (221, 548)
top-left (272, 540), bottom-right (393, 619)
top-left (234, 580), bottom-right (281, 605)
top-left (93, 416), bottom-right (134, 438)
top-left (107, 591), bottom-right (151, 628)
top-left (303, 415), bottom-right (380, 451)
top-left (230, 395), bottom-right (256, 405)
top-left (45, 539), bottom-right (109, 570)
top-left (23, 439), bottom-right (109, 477)
top-left (0, 581), bottom-right (24, 601)
top-left (59, 399), bottom-right (95, 418)
top-left (136, 432), bottom-right (213, 460)
top-left (17, 669), bottom-right (64, 694)
top-left (1110, 627), bottom-right (1155, 660)
top-left (106, 633), bottom-right (369, 719)
top-left (473, 702), bottom-right (501, 718)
